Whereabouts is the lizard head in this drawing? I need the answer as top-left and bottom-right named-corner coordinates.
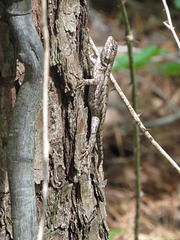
top-left (100, 36), bottom-right (118, 66)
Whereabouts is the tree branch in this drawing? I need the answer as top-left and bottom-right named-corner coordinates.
top-left (162, 0), bottom-right (180, 50)
top-left (37, 0), bottom-right (50, 239)
top-left (118, 1), bottom-right (141, 239)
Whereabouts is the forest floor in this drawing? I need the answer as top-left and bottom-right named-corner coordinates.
top-left (89, 1), bottom-right (180, 239)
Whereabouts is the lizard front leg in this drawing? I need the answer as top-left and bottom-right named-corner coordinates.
top-left (77, 78), bottom-right (98, 89)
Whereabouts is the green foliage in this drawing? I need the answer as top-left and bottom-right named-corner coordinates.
top-left (174, 0), bottom-right (180, 9)
top-left (113, 45), bottom-right (180, 77)
top-left (108, 228), bottom-right (126, 240)
top-left (158, 62), bottom-right (180, 76)
top-left (113, 45), bottom-right (167, 72)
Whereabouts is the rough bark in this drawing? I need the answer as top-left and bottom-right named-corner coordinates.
top-left (41, 1), bottom-right (109, 239)
top-left (0, 1), bottom-right (16, 238)
top-left (0, 0), bottom-right (109, 239)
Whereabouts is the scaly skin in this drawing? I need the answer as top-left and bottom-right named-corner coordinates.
top-left (82, 36), bottom-right (118, 169)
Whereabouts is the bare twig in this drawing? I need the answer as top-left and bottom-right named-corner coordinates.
top-left (37, 1), bottom-right (50, 240)
top-left (118, 1), bottom-right (141, 239)
top-left (123, 111), bottom-right (180, 131)
top-left (89, 38), bottom-right (180, 175)
top-left (162, 0), bottom-right (180, 50)
top-left (110, 74), bottom-right (180, 174)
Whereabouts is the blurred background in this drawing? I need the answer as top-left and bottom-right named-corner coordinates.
top-left (87, 0), bottom-right (180, 239)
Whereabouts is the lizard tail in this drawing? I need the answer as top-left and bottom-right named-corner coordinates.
top-left (97, 130), bottom-right (104, 169)
top-left (97, 91), bottom-right (108, 170)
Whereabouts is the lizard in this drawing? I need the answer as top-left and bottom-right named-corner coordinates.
top-left (81, 36), bottom-right (118, 169)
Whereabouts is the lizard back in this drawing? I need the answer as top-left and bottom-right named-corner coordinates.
top-left (88, 36), bottom-right (118, 119)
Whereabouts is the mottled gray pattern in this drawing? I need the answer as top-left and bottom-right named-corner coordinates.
top-left (83, 36), bottom-right (118, 169)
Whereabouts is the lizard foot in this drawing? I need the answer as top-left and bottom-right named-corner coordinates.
top-left (80, 145), bottom-right (93, 159)
top-left (76, 80), bottom-right (85, 89)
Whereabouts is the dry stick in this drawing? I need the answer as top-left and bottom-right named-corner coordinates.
top-left (118, 1), bottom-right (140, 240)
top-left (89, 38), bottom-right (180, 175)
top-left (110, 75), bottom-right (180, 174)
top-left (162, 0), bottom-right (180, 50)
top-left (37, 0), bottom-right (50, 239)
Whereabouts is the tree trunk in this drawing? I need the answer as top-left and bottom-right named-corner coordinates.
top-left (0, 1), bottom-right (16, 238)
top-left (0, 0), bottom-right (109, 239)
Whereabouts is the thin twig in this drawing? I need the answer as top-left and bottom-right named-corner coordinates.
top-left (118, 1), bottom-right (141, 239)
top-left (89, 38), bottom-right (180, 175)
top-left (110, 74), bottom-right (180, 175)
top-left (123, 111), bottom-right (180, 132)
top-left (162, 0), bottom-right (180, 50)
top-left (37, 1), bottom-right (50, 240)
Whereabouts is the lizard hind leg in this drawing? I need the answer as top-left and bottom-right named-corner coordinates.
top-left (81, 116), bottom-right (100, 159)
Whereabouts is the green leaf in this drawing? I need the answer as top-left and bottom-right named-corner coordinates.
top-left (112, 54), bottom-right (129, 71)
top-left (112, 45), bottom-right (167, 72)
top-left (159, 62), bottom-right (180, 76)
top-left (108, 229), bottom-right (126, 240)
top-left (133, 45), bottom-right (166, 70)
top-left (174, 0), bottom-right (180, 9)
